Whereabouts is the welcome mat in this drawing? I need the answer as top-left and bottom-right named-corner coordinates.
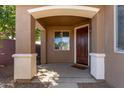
top-left (77, 82), bottom-right (111, 88)
top-left (71, 64), bottom-right (88, 70)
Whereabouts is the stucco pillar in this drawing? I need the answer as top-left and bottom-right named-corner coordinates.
top-left (35, 21), bottom-right (46, 64)
top-left (41, 29), bottom-right (47, 64)
top-left (12, 6), bottom-right (37, 81)
top-left (90, 7), bottom-right (105, 80)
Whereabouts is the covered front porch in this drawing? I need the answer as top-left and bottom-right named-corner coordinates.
top-left (12, 5), bottom-right (106, 85)
top-left (33, 63), bottom-right (105, 88)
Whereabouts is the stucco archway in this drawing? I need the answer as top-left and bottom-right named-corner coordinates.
top-left (27, 6), bottom-right (100, 19)
top-left (27, 6), bottom-right (100, 65)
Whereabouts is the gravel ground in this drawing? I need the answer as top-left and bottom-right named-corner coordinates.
top-left (0, 64), bottom-right (14, 88)
top-left (0, 64), bottom-right (53, 88)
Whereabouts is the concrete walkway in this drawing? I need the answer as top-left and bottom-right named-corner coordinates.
top-left (33, 63), bottom-right (97, 88)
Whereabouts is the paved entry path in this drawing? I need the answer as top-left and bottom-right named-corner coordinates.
top-left (33, 63), bottom-right (98, 88)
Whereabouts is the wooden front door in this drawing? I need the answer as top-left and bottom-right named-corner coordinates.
top-left (76, 26), bottom-right (88, 66)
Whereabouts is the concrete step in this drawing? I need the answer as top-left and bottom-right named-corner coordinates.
top-left (50, 82), bottom-right (78, 88)
top-left (57, 77), bottom-right (97, 83)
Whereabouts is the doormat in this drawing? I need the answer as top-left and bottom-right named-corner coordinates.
top-left (77, 82), bottom-right (111, 88)
top-left (71, 64), bottom-right (88, 70)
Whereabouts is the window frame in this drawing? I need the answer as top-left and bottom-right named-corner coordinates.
top-left (53, 30), bottom-right (70, 51)
top-left (114, 5), bottom-right (124, 53)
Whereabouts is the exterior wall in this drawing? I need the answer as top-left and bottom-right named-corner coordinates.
top-left (91, 6), bottom-right (124, 86)
top-left (38, 18), bottom-right (90, 63)
top-left (104, 6), bottom-right (124, 87)
top-left (39, 20), bottom-right (90, 63)
top-left (91, 6), bottom-right (105, 53)
top-left (46, 26), bottom-right (74, 63)
top-left (91, 16), bottom-right (98, 53)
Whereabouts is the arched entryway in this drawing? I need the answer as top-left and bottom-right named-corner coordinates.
top-left (13, 5), bottom-right (105, 83)
top-left (27, 5), bottom-right (100, 65)
top-left (28, 6), bottom-right (100, 19)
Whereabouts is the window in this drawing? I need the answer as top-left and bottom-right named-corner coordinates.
top-left (54, 31), bottom-right (70, 51)
top-left (115, 5), bottom-right (124, 52)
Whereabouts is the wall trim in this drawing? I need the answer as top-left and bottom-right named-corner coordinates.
top-left (27, 6), bottom-right (100, 19)
top-left (12, 53), bottom-right (37, 80)
top-left (74, 24), bottom-right (90, 66)
top-left (12, 53), bottom-right (37, 58)
top-left (90, 53), bottom-right (105, 80)
top-left (90, 53), bottom-right (105, 57)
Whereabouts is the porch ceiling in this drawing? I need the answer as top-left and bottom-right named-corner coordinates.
top-left (37, 16), bottom-right (90, 26)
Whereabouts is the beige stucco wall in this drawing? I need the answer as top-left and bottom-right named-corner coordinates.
top-left (46, 26), bottom-right (74, 63)
top-left (39, 20), bottom-right (90, 63)
top-left (16, 5), bottom-right (41, 53)
top-left (91, 6), bottom-right (105, 53)
top-left (91, 6), bottom-right (124, 87)
top-left (104, 6), bottom-right (124, 87)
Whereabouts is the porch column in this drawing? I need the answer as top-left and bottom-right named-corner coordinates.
top-left (35, 21), bottom-right (46, 64)
top-left (41, 29), bottom-right (47, 64)
top-left (90, 7), bottom-right (105, 80)
top-left (12, 6), bottom-right (37, 81)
